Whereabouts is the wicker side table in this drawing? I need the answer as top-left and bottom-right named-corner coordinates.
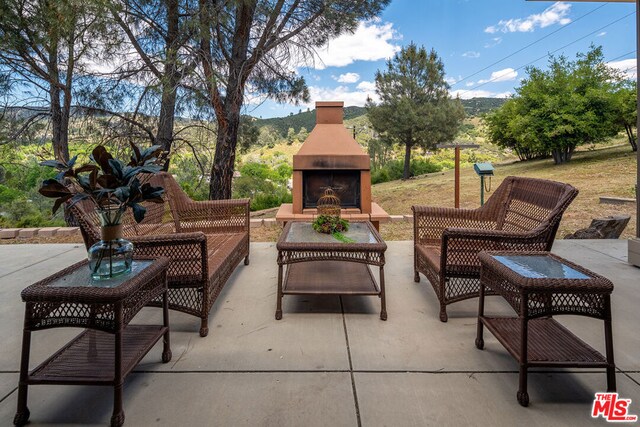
top-left (476, 251), bottom-right (615, 407)
top-left (14, 257), bottom-right (171, 427)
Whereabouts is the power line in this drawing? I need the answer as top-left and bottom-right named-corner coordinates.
top-left (607, 50), bottom-right (636, 63)
top-left (457, 11), bottom-right (635, 96)
top-left (451, 3), bottom-right (609, 87)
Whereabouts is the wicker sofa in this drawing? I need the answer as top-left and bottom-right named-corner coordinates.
top-left (412, 176), bottom-right (578, 322)
top-left (67, 172), bottom-right (250, 337)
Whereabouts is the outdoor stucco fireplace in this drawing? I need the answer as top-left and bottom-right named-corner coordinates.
top-left (276, 101), bottom-right (389, 229)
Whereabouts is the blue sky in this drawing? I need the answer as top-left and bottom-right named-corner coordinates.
top-left (249, 1), bottom-right (637, 118)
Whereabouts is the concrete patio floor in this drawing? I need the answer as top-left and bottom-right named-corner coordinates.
top-left (0, 240), bottom-right (639, 426)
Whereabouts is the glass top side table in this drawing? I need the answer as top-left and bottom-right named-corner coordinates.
top-left (15, 257), bottom-right (172, 427)
top-left (476, 251), bottom-right (615, 407)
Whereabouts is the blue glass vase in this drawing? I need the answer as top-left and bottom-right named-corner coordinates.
top-left (88, 208), bottom-right (134, 280)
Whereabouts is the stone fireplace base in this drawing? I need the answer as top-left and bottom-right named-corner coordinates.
top-left (275, 203), bottom-right (390, 231)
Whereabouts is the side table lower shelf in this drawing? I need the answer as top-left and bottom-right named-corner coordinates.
top-left (29, 325), bottom-right (170, 385)
top-left (479, 317), bottom-right (607, 366)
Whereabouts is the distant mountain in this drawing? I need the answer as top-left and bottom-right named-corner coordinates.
top-left (252, 106), bottom-right (366, 136)
top-left (250, 98), bottom-right (506, 136)
top-left (460, 97), bottom-right (507, 116)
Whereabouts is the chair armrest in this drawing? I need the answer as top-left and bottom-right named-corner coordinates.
top-left (130, 232), bottom-right (209, 282)
top-left (440, 225), bottom-right (552, 275)
top-left (412, 205), bottom-right (495, 245)
top-left (175, 198), bottom-right (250, 233)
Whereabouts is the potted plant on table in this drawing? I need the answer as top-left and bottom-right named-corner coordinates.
top-left (39, 143), bottom-right (166, 280)
top-left (312, 188), bottom-right (354, 243)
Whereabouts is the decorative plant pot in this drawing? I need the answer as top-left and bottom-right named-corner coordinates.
top-left (88, 208), bottom-right (134, 280)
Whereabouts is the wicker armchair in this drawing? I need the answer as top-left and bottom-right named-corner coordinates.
top-left (412, 176), bottom-right (578, 322)
top-left (67, 172), bottom-right (250, 337)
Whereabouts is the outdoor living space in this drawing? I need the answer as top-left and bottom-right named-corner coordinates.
top-left (0, 238), bottom-right (638, 426)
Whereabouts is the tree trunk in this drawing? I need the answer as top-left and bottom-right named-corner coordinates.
top-left (551, 145), bottom-right (575, 164)
top-left (157, 0), bottom-right (179, 170)
top-left (625, 124), bottom-right (637, 152)
top-left (50, 85), bottom-right (70, 162)
top-left (403, 141), bottom-right (412, 180)
top-left (209, 100), bottom-right (241, 199)
top-left (48, 41), bottom-right (69, 162)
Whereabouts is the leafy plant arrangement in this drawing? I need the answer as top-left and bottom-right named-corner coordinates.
top-left (38, 143), bottom-right (166, 222)
top-left (312, 215), bottom-right (354, 243)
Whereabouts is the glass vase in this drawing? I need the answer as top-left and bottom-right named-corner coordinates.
top-left (88, 207), bottom-right (134, 280)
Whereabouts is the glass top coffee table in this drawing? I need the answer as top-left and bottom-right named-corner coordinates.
top-left (275, 221), bottom-right (387, 320)
top-left (476, 251), bottom-right (615, 407)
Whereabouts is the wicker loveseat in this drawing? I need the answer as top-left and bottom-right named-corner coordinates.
top-left (412, 176), bottom-right (578, 322)
top-left (67, 172), bottom-right (250, 337)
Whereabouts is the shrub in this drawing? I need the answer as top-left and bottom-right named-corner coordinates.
top-left (370, 158), bottom-right (443, 184)
top-left (0, 184), bottom-right (22, 204)
top-left (1, 199), bottom-right (63, 227)
top-left (233, 175), bottom-right (292, 211)
top-left (371, 169), bottom-right (390, 184)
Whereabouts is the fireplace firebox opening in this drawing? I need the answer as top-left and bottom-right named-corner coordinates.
top-left (303, 170), bottom-right (361, 209)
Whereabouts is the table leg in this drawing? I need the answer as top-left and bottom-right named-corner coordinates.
top-left (517, 296), bottom-right (529, 407)
top-left (379, 265), bottom-right (387, 321)
top-left (111, 331), bottom-right (125, 427)
top-left (162, 289), bottom-right (172, 363)
top-left (604, 295), bottom-right (616, 392)
top-left (475, 283), bottom-right (485, 350)
top-left (275, 264), bottom-right (283, 320)
top-left (13, 329), bottom-right (31, 426)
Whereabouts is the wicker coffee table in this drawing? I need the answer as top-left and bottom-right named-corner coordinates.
top-left (476, 251), bottom-right (615, 407)
top-left (14, 257), bottom-right (172, 427)
top-left (276, 221), bottom-right (387, 320)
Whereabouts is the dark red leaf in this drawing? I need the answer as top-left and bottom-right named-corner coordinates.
top-left (39, 179), bottom-right (72, 198)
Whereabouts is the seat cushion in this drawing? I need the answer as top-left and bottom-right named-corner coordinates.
top-left (206, 233), bottom-right (247, 278)
top-left (416, 244), bottom-right (441, 274)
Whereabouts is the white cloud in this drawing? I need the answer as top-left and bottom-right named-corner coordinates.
top-left (335, 72), bottom-right (361, 83)
top-left (465, 82), bottom-right (475, 87)
top-left (485, 2), bottom-right (571, 33)
top-left (445, 76), bottom-right (458, 85)
top-left (597, 32), bottom-right (607, 37)
top-left (356, 81), bottom-right (377, 92)
top-left (484, 37), bottom-right (503, 48)
top-left (462, 51), bottom-right (480, 59)
top-left (450, 89), bottom-right (512, 100)
top-left (303, 85), bottom-right (379, 108)
top-left (311, 19), bottom-right (401, 70)
top-left (478, 68), bottom-right (518, 84)
top-left (607, 58), bottom-right (637, 79)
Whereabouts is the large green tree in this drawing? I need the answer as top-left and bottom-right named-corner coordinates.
top-left (102, 0), bottom-right (200, 167)
top-left (366, 43), bottom-right (465, 179)
top-left (485, 46), bottom-right (622, 165)
top-left (0, 0), bottom-right (112, 162)
top-left (612, 81), bottom-right (637, 152)
top-left (194, 0), bottom-right (390, 200)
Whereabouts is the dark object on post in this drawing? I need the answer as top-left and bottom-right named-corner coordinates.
top-left (473, 162), bottom-right (494, 206)
top-left (412, 176), bottom-right (578, 322)
top-left (66, 172), bottom-right (250, 337)
top-left (564, 215), bottom-right (631, 239)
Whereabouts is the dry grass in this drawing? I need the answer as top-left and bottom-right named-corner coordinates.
top-left (373, 144), bottom-right (637, 239)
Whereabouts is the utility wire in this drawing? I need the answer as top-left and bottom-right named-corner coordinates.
top-left (451, 3), bottom-right (609, 87)
top-left (457, 11), bottom-right (635, 96)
